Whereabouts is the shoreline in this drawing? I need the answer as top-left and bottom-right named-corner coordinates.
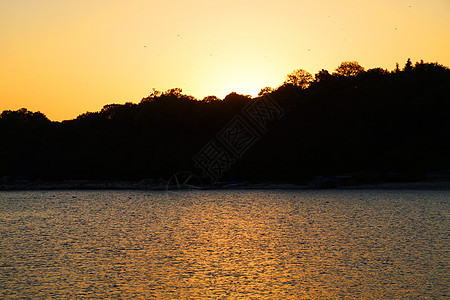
top-left (1, 179), bottom-right (450, 191)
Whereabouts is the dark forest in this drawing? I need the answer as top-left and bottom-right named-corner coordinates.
top-left (1, 59), bottom-right (449, 187)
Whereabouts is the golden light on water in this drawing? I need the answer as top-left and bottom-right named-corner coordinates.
top-left (1, 0), bottom-right (449, 120)
top-left (1, 190), bottom-right (447, 298)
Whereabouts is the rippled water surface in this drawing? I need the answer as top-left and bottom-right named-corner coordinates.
top-left (0, 189), bottom-right (448, 299)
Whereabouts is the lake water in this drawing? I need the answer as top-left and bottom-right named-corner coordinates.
top-left (0, 189), bottom-right (448, 299)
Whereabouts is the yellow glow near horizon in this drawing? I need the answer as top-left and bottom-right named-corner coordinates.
top-left (1, 0), bottom-right (449, 121)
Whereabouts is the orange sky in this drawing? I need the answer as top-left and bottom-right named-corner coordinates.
top-left (1, 0), bottom-right (449, 121)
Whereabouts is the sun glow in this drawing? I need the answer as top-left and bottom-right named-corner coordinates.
top-left (208, 69), bottom-right (276, 99)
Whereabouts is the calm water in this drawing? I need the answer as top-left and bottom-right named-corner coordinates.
top-left (0, 189), bottom-right (448, 299)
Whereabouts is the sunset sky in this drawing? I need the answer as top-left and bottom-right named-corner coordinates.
top-left (1, 0), bottom-right (449, 121)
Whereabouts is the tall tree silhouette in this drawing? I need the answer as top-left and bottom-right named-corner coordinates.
top-left (404, 58), bottom-right (413, 72)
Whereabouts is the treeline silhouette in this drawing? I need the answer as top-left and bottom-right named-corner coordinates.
top-left (1, 59), bottom-right (449, 184)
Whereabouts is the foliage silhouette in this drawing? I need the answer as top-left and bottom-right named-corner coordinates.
top-left (284, 69), bottom-right (314, 88)
top-left (1, 59), bottom-right (449, 184)
top-left (258, 87), bottom-right (274, 96)
top-left (334, 61), bottom-right (365, 77)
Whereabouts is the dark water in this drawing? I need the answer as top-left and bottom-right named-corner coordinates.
top-left (0, 190), bottom-right (448, 299)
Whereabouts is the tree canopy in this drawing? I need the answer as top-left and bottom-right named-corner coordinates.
top-left (1, 59), bottom-right (449, 185)
top-left (334, 61), bottom-right (365, 77)
top-left (284, 69), bottom-right (314, 88)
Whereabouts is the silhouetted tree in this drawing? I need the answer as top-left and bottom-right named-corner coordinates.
top-left (223, 92), bottom-right (252, 106)
top-left (258, 87), bottom-right (274, 96)
top-left (414, 59), bottom-right (425, 71)
top-left (1, 108), bottom-right (50, 124)
top-left (366, 68), bottom-right (388, 76)
top-left (284, 69), bottom-right (313, 88)
top-left (140, 89), bottom-right (163, 103)
top-left (334, 61), bottom-right (365, 77)
top-left (164, 88), bottom-right (183, 97)
top-left (404, 58), bottom-right (413, 72)
top-left (202, 95), bottom-right (221, 103)
top-left (314, 69), bottom-right (333, 82)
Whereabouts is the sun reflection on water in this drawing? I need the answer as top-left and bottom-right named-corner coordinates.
top-left (0, 190), bottom-right (448, 298)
